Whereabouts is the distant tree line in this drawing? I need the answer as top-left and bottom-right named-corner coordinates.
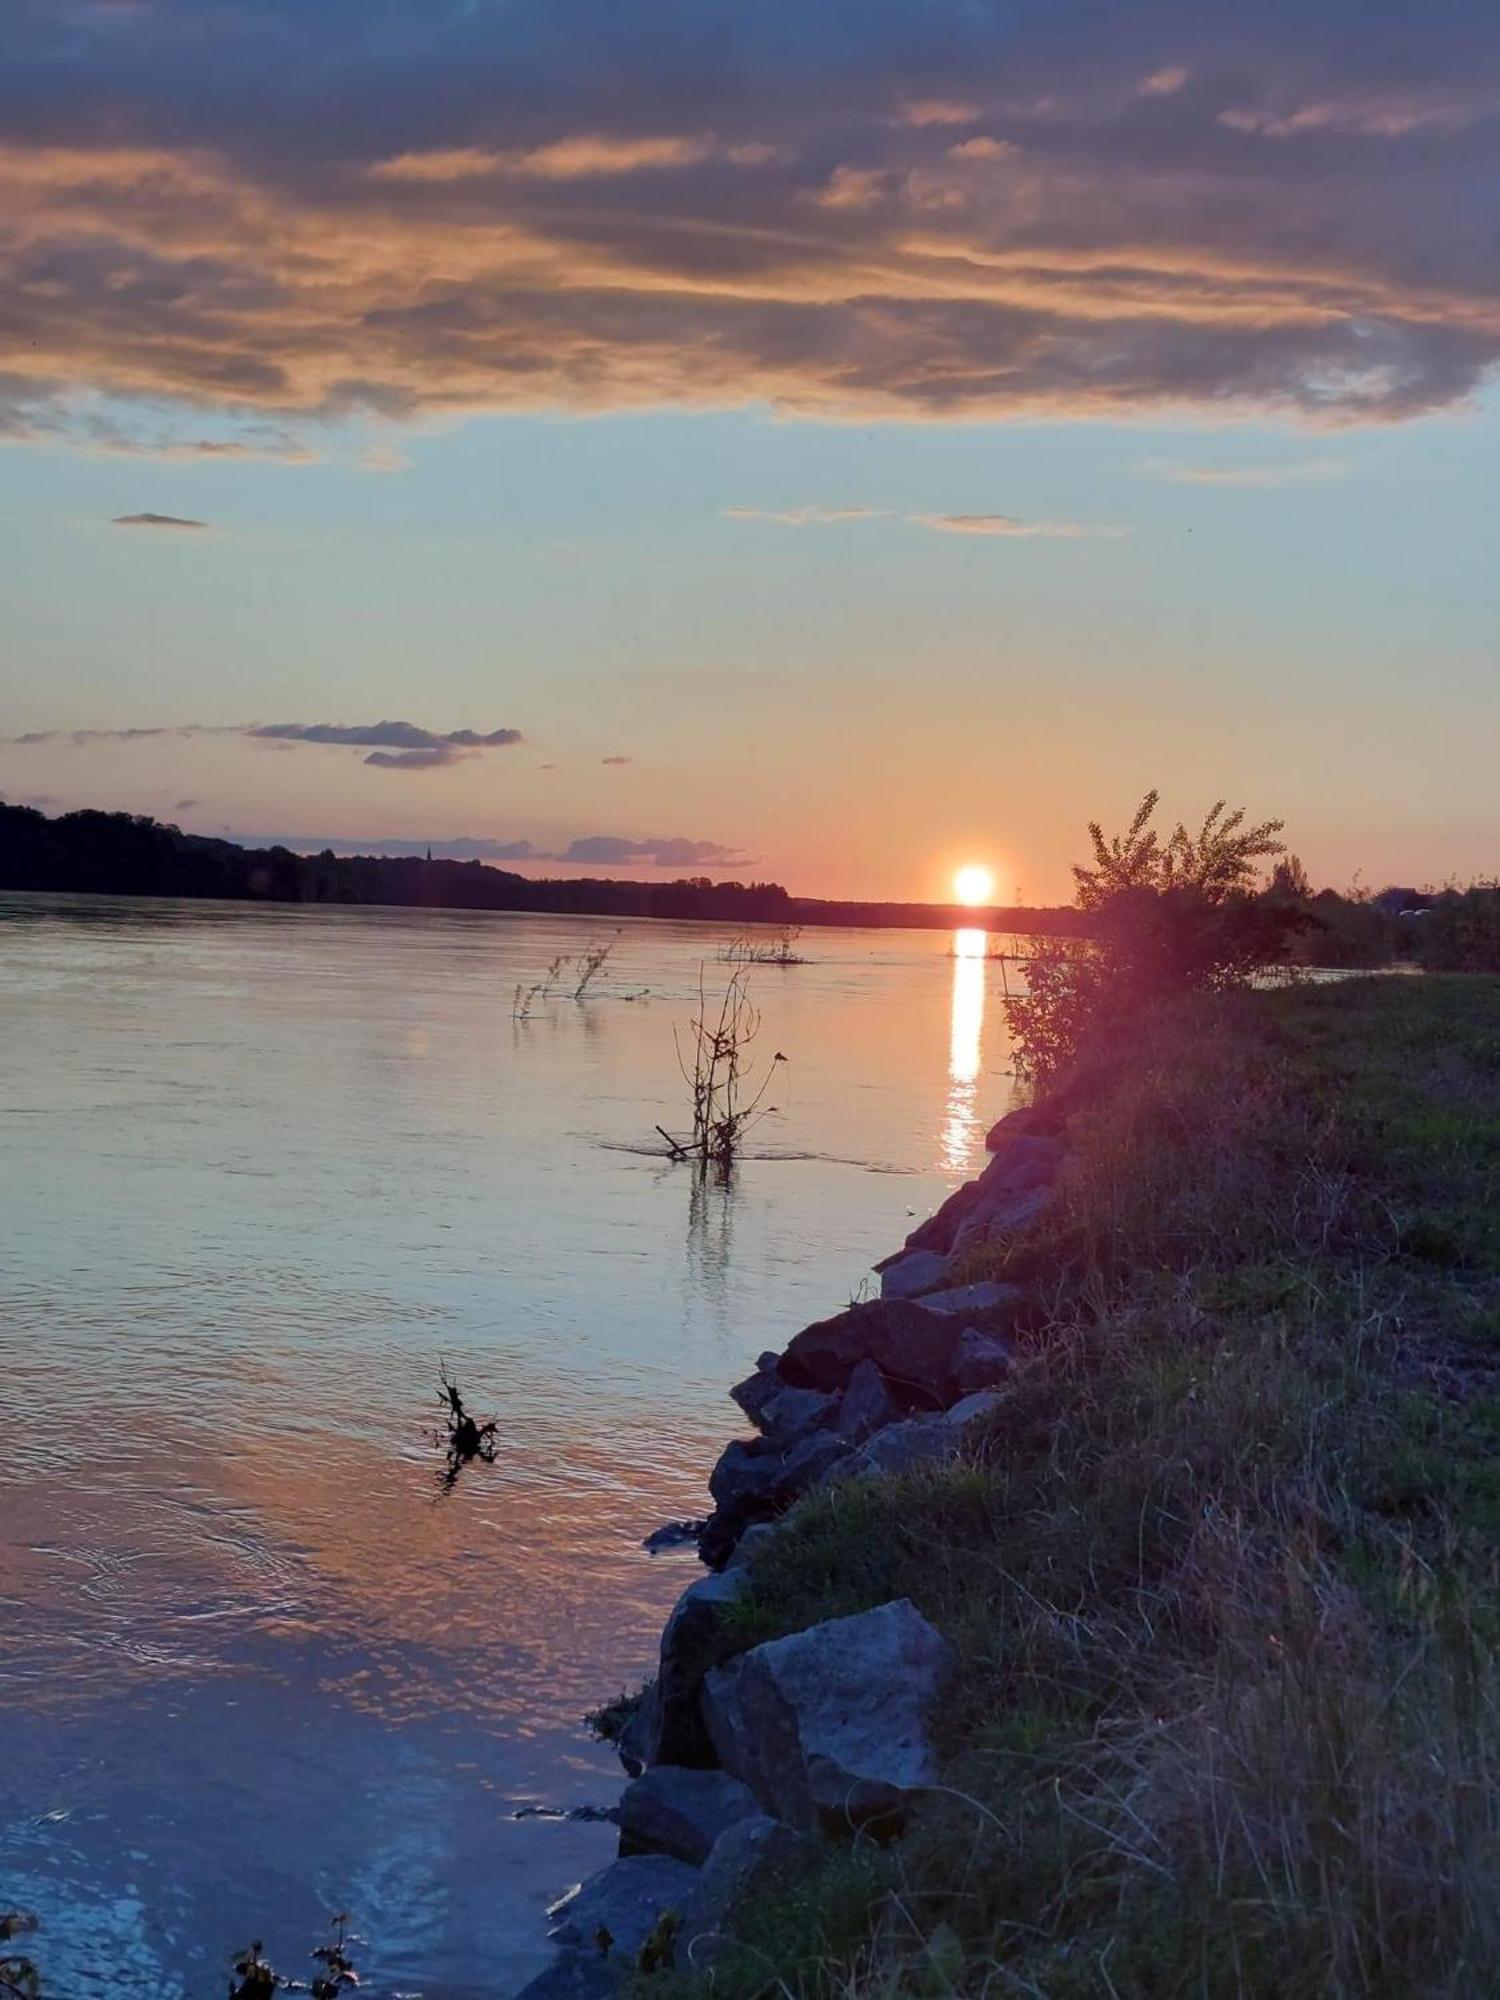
top-left (0, 800), bottom-right (1087, 932)
top-left (4, 800), bottom-right (1497, 961)
top-left (0, 801), bottom-right (800, 923)
top-left (1265, 858), bottom-right (1500, 974)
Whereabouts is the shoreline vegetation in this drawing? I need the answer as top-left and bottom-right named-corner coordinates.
top-left (546, 973), bottom-right (1500, 2000)
top-left (524, 800), bottom-right (1500, 1999)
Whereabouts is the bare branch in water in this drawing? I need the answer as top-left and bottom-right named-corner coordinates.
top-left (434, 1361), bottom-right (498, 1493)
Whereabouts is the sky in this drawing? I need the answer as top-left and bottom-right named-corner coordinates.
top-left (0, 0), bottom-right (1496, 903)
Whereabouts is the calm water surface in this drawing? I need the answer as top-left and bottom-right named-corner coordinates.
top-left (0, 896), bottom-right (1015, 1998)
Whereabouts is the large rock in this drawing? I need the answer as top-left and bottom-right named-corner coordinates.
top-left (878, 1247), bottom-right (951, 1300)
top-left (984, 1101), bottom-right (1069, 1150)
top-left (548, 1854), bottom-right (699, 1960)
top-left (626, 1570), bottom-right (747, 1768)
top-left (760, 1385), bottom-right (838, 1440)
top-left (834, 1357), bottom-right (902, 1441)
top-left (949, 1183), bottom-right (1055, 1261)
top-left (828, 1389), bottom-right (1004, 1485)
top-left (701, 1422), bottom-right (854, 1568)
top-left (779, 1298), bottom-right (961, 1408)
top-left (830, 1413), bottom-right (958, 1480)
top-left (903, 1135), bottom-right (1064, 1260)
top-left (701, 1599), bottom-right (954, 1834)
top-left (674, 1814), bottom-right (817, 1970)
top-left (916, 1279), bottom-right (1024, 1318)
top-left (618, 1766), bottom-right (762, 1865)
top-left (729, 1353), bottom-right (784, 1428)
top-left (723, 1521), bottom-right (778, 1570)
top-left (708, 1436), bottom-right (785, 1513)
top-left (950, 1326), bottom-right (1015, 1394)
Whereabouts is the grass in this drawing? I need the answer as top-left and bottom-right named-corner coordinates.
top-left (659, 975), bottom-right (1500, 1999)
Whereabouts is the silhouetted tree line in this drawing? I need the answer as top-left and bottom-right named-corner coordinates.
top-left (0, 802), bottom-right (804, 921)
top-left (0, 800), bottom-right (1090, 932)
top-left (6, 801), bottom-right (1496, 960)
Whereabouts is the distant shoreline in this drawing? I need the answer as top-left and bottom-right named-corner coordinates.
top-left (0, 800), bottom-right (1082, 937)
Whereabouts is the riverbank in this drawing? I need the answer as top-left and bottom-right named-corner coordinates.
top-left (532, 973), bottom-right (1500, 1999)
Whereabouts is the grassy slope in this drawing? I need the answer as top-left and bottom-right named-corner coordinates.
top-left (659, 976), bottom-right (1500, 2000)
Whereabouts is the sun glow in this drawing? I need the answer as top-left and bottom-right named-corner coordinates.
top-left (953, 863), bottom-right (996, 908)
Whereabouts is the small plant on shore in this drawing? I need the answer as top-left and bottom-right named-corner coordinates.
top-left (657, 970), bottom-right (785, 1171)
top-left (1005, 790), bottom-right (1302, 1083)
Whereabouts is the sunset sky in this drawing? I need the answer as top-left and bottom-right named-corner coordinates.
top-left (1, 0), bottom-right (1496, 902)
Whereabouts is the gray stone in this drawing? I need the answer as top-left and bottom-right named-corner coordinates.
top-left (828, 1390), bottom-right (1001, 1485)
top-left (513, 1949), bottom-right (622, 1999)
top-left (916, 1279), bottom-right (1024, 1318)
top-left (618, 1765), bottom-right (762, 1865)
top-left (949, 1183), bottom-right (1055, 1260)
top-left (830, 1413), bottom-right (958, 1481)
top-left (548, 1854), bottom-right (700, 1959)
top-left (985, 1102), bottom-right (1068, 1150)
top-left (614, 1679), bottom-right (663, 1777)
top-left (708, 1435), bottom-right (780, 1512)
top-left (776, 1428), bottom-right (852, 1496)
top-left (702, 1599), bottom-right (953, 1834)
top-left (729, 1358), bottom-right (784, 1428)
top-left (780, 1297), bottom-right (960, 1408)
top-left (675, 1814), bottom-right (817, 1970)
top-left (950, 1326), bottom-right (1015, 1394)
top-left (649, 1569), bottom-right (748, 1766)
top-left (904, 1135), bottom-right (1064, 1260)
top-left (944, 1389), bottom-right (1005, 1429)
top-left (835, 1357), bottom-right (902, 1441)
top-left (877, 1248), bottom-right (951, 1300)
top-left (724, 1521), bottom-right (778, 1570)
top-left (760, 1385), bottom-right (837, 1440)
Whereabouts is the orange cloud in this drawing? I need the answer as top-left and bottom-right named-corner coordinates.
top-left (1, 48), bottom-right (1497, 445)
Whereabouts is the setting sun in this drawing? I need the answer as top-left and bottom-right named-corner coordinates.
top-left (953, 864), bottom-right (996, 908)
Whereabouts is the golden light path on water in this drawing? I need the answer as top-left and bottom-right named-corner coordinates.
top-left (942, 926), bottom-right (987, 1172)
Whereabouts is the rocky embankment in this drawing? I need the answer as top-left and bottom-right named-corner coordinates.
top-left (518, 1102), bottom-right (1071, 1998)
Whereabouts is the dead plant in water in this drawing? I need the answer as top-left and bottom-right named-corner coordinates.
top-left (720, 924), bottom-right (807, 967)
top-left (433, 1362), bottom-right (498, 1493)
top-left (512, 939), bottom-right (617, 1018)
top-left (658, 968), bottom-right (785, 1171)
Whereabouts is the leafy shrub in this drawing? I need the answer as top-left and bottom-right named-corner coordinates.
top-left (1005, 792), bottom-right (1305, 1082)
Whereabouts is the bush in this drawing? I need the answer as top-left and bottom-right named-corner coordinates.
top-left (1005, 792), bottom-right (1306, 1083)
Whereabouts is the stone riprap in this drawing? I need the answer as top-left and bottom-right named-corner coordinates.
top-left (516, 1102), bottom-right (1070, 1996)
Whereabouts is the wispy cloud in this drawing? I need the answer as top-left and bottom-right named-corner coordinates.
top-left (1147, 457), bottom-right (1350, 488)
top-left (725, 506), bottom-right (1126, 539)
top-left (8, 719), bottom-right (525, 772)
top-left (359, 444), bottom-right (411, 473)
top-left (909, 513), bottom-right (1129, 538)
top-left (111, 512), bottom-right (207, 530)
top-left (724, 506), bottom-right (883, 526)
top-left (227, 832), bottom-right (755, 869)
top-left (555, 835), bottom-right (753, 867)
top-left (371, 133), bottom-right (709, 183)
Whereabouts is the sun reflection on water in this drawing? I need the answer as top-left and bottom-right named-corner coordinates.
top-left (941, 927), bottom-right (987, 1172)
